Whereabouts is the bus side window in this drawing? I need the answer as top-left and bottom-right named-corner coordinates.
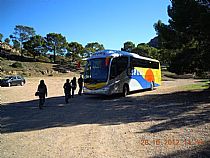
top-left (110, 58), bottom-right (117, 79)
top-left (110, 57), bottom-right (128, 79)
top-left (117, 57), bottom-right (128, 75)
top-left (131, 57), bottom-right (159, 69)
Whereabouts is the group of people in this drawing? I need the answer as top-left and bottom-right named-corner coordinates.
top-left (36, 75), bottom-right (83, 109)
top-left (63, 75), bottom-right (84, 103)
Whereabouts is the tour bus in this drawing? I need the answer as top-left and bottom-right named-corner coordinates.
top-left (83, 50), bottom-right (161, 96)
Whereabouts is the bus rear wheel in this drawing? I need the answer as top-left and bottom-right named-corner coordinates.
top-left (123, 84), bottom-right (129, 97)
top-left (150, 81), bottom-right (154, 90)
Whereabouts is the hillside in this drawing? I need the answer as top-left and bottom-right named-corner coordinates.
top-left (0, 58), bottom-right (80, 77)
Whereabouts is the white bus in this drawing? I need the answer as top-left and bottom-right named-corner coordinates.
top-left (83, 50), bottom-right (161, 96)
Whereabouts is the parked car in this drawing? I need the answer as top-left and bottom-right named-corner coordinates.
top-left (0, 75), bottom-right (26, 87)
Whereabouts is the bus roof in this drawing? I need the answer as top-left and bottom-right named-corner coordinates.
top-left (88, 50), bottom-right (159, 62)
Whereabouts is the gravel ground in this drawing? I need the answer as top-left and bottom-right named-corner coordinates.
top-left (1, 77), bottom-right (210, 158)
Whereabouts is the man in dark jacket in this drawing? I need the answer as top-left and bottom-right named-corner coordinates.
top-left (71, 77), bottom-right (77, 98)
top-left (78, 75), bottom-right (83, 95)
top-left (37, 80), bottom-right (47, 109)
top-left (63, 79), bottom-right (71, 103)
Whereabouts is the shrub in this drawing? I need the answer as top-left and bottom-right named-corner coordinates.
top-left (55, 56), bottom-right (68, 64)
top-left (0, 57), bottom-right (5, 61)
top-left (36, 55), bottom-right (51, 63)
top-left (11, 62), bottom-right (23, 68)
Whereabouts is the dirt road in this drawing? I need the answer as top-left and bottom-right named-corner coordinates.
top-left (1, 77), bottom-right (210, 158)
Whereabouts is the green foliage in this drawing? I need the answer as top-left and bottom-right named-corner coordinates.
top-left (0, 57), bottom-right (5, 61)
top-left (158, 49), bottom-right (177, 66)
top-left (46, 33), bottom-right (67, 63)
top-left (0, 33), bottom-right (3, 41)
top-left (67, 42), bottom-right (84, 61)
top-left (65, 52), bottom-right (71, 58)
top-left (12, 39), bottom-right (21, 49)
top-left (121, 41), bottom-right (135, 52)
top-left (120, 41), bottom-right (162, 62)
top-left (132, 47), bottom-right (148, 57)
top-left (136, 43), bottom-right (159, 58)
top-left (23, 35), bottom-right (47, 58)
top-left (154, 0), bottom-right (210, 74)
top-left (10, 25), bottom-right (36, 56)
top-left (11, 62), bottom-right (23, 68)
top-left (148, 36), bottom-right (159, 48)
top-left (182, 80), bottom-right (210, 90)
top-left (4, 38), bottom-right (10, 44)
top-left (85, 42), bottom-right (104, 57)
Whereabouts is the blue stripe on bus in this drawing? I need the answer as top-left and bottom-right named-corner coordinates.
top-left (154, 83), bottom-right (160, 87)
top-left (131, 75), bottom-right (160, 89)
top-left (131, 75), bottom-right (151, 89)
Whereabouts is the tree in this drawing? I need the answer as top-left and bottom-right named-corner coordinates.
top-left (158, 49), bottom-right (177, 66)
top-left (67, 42), bottom-right (84, 61)
top-left (154, 20), bottom-right (182, 49)
top-left (131, 43), bottom-right (160, 59)
top-left (0, 33), bottom-right (3, 42)
top-left (10, 25), bottom-right (36, 56)
top-left (154, 0), bottom-right (210, 74)
top-left (85, 42), bottom-right (104, 56)
top-left (4, 38), bottom-right (10, 44)
top-left (148, 36), bottom-right (159, 48)
top-left (45, 33), bottom-right (67, 63)
top-left (12, 40), bottom-right (21, 50)
top-left (131, 44), bottom-right (149, 57)
top-left (121, 41), bottom-right (135, 52)
top-left (23, 35), bottom-right (47, 59)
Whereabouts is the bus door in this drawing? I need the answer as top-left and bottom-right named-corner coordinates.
top-left (109, 57), bottom-right (129, 93)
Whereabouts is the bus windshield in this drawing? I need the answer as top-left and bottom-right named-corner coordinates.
top-left (84, 58), bottom-right (110, 83)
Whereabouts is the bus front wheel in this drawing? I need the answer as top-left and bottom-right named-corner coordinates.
top-left (123, 84), bottom-right (129, 97)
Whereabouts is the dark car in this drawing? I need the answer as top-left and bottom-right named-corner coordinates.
top-left (0, 75), bottom-right (26, 87)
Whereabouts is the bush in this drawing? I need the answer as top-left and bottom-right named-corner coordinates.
top-left (11, 62), bottom-right (23, 68)
top-left (36, 55), bottom-right (51, 63)
top-left (0, 57), bottom-right (5, 61)
top-left (68, 62), bottom-right (76, 69)
top-left (55, 56), bottom-right (68, 64)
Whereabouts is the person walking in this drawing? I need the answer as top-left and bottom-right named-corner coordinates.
top-left (63, 79), bottom-right (71, 103)
top-left (37, 80), bottom-right (47, 109)
top-left (78, 75), bottom-right (83, 95)
top-left (71, 77), bottom-right (77, 98)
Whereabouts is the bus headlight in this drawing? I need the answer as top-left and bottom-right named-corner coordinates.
top-left (101, 86), bottom-right (109, 91)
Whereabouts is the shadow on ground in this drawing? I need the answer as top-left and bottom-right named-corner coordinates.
top-left (152, 141), bottom-right (210, 158)
top-left (1, 89), bottom-right (210, 134)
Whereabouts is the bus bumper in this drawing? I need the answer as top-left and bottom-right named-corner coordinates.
top-left (83, 86), bottom-right (111, 95)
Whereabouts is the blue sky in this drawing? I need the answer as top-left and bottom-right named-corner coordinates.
top-left (1, 0), bottom-right (171, 50)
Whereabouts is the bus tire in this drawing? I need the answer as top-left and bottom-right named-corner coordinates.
top-left (123, 84), bottom-right (129, 97)
top-left (150, 81), bottom-right (154, 90)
